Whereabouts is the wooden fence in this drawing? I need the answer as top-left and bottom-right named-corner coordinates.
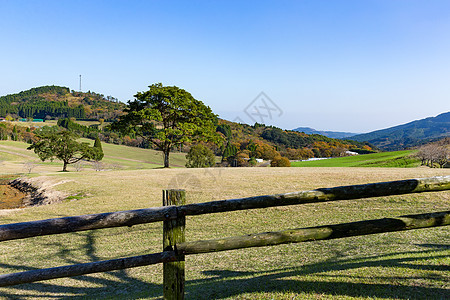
top-left (0, 176), bottom-right (449, 299)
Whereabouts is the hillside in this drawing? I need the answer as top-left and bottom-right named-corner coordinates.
top-left (217, 120), bottom-right (374, 162)
top-left (292, 127), bottom-right (358, 139)
top-left (0, 85), bottom-right (126, 121)
top-left (350, 112), bottom-right (450, 150)
top-left (0, 140), bottom-right (187, 172)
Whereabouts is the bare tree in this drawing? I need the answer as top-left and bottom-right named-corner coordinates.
top-left (417, 138), bottom-right (449, 168)
top-left (92, 161), bottom-right (105, 171)
top-left (23, 161), bottom-right (38, 174)
top-left (74, 161), bottom-right (86, 172)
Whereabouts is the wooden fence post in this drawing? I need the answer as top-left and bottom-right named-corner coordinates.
top-left (163, 189), bottom-right (186, 300)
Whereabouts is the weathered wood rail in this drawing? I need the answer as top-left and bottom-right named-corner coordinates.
top-left (0, 176), bottom-right (449, 299)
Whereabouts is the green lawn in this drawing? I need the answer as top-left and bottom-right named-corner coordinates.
top-left (291, 150), bottom-right (420, 168)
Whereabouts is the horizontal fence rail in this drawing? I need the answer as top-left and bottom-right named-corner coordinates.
top-left (180, 176), bottom-right (450, 216)
top-left (177, 210), bottom-right (450, 254)
top-left (0, 210), bottom-right (448, 287)
top-left (0, 176), bottom-right (449, 242)
top-left (0, 251), bottom-right (177, 287)
top-left (0, 206), bottom-right (177, 242)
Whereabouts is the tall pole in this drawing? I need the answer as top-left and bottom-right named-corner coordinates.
top-left (79, 75), bottom-right (82, 92)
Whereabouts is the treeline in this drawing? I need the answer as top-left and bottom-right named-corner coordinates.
top-left (416, 138), bottom-right (449, 168)
top-left (57, 118), bottom-right (100, 137)
top-left (0, 123), bottom-right (36, 144)
top-left (0, 101), bottom-right (86, 119)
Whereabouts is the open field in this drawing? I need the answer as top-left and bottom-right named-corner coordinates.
top-left (0, 166), bottom-right (448, 299)
top-left (0, 140), bottom-right (187, 173)
top-left (291, 150), bottom-right (420, 168)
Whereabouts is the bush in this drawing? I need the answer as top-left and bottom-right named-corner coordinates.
top-left (271, 156), bottom-right (291, 167)
top-left (186, 144), bottom-right (215, 168)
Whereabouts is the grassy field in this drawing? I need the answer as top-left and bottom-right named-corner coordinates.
top-left (0, 163), bottom-right (448, 299)
top-left (0, 140), bottom-right (187, 173)
top-left (291, 150), bottom-right (420, 168)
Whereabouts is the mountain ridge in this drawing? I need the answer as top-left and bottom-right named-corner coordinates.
top-left (292, 127), bottom-right (358, 139)
top-left (349, 112), bottom-right (449, 150)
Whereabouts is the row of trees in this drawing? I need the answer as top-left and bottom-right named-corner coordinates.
top-left (0, 102), bottom-right (86, 119)
top-left (416, 138), bottom-right (449, 168)
top-left (0, 123), bottom-right (36, 143)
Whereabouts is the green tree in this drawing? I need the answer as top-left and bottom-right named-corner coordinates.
top-left (111, 83), bottom-right (221, 168)
top-left (28, 130), bottom-right (103, 171)
top-left (222, 142), bottom-right (238, 162)
top-left (93, 136), bottom-right (104, 161)
top-left (11, 126), bottom-right (18, 141)
top-left (185, 144), bottom-right (215, 168)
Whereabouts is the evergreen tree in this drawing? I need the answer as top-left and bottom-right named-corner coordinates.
top-left (93, 136), bottom-right (104, 160)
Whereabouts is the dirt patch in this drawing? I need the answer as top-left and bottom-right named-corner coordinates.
top-left (0, 176), bottom-right (26, 209)
top-left (4, 176), bottom-right (69, 207)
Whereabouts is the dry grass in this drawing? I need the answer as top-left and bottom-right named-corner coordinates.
top-left (0, 167), bottom-right (449, 299)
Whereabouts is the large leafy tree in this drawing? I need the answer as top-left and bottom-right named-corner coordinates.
top-left (111, 83), bottom-right (221, 167)
top-left (28, 129), bottom-right (103, 171)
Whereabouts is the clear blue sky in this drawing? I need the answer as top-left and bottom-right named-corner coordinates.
top-left (1, 0), bottom-right (449, 133)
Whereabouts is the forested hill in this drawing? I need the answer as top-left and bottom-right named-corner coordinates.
top-left (0, 85), bottom-right (125, 120)
top-left (216, 120), bottom-right (375, 161)
top-left (350, 112), bottom-right (450, 150)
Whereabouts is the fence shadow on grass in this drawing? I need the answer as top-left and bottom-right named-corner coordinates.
top-left (0, 231), bottom-right (162, 299)
top-left (0, 235), bottom-right (448, 299)
top-left (187, 247), bottom-right (449, 300)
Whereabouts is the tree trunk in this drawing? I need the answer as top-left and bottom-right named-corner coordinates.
top-left (163, 150), bottom-right (170, 168)
top-left (62, 161), bottom-right (68, 172)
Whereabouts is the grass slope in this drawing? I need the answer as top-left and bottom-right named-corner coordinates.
top-left (0, 167), bottom-right (449, 299)
top-left (291, 150), bottom-right (420, 168)
top-left (0, 140), bottom-right (187, 173)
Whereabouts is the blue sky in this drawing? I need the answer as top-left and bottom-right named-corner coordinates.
top-left (1, 0), bottom-right (449, 133)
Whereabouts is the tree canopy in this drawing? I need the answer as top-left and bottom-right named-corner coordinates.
top-left (111, 83), bottom-right (221, 167)
top-left (28, 129), bottom-right (103, 171)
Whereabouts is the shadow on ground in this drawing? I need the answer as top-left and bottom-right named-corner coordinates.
top-left (0, 237), bottom-right (448, 299)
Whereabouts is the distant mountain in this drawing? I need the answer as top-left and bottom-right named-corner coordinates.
top-left (292, 127), bottom-right (358, 139)
top-left (350, 112), bottom-right (450, 150)
top-left (0, 85), bottom-right (125, 121)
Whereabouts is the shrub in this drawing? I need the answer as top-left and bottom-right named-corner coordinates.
top-left (271, 156), bottom-right (291, 167)
top-left (186, 144), bottom-right (215, 168)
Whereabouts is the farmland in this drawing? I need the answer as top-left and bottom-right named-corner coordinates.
top-left (0, 141), bottom-right (449, 299)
